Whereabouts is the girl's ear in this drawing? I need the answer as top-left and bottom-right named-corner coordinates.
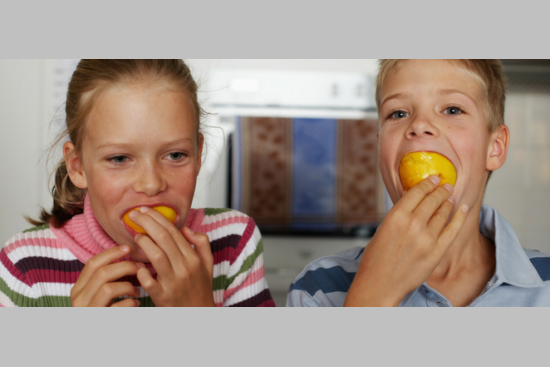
top-left (486, 125), bottom-right (510, 172)
top-left (196, 133), bottom-right (204, 175)
top-left (63, 141), bottom-right (88, 189)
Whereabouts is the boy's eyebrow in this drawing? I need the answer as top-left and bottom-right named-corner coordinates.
top-left (380, 93), bottom-right (407, 108)
top-left (438, 89), bottom-right (478, 107)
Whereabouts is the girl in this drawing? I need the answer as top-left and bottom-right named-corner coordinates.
top-left (0, 59), bottom-right (275, 307)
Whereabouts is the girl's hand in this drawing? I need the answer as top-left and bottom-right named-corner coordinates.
top-left (129, 207), bottom-right (216, 307)
top-left (344, 175), bottom-right (469, 307)
top-left (71, 246), bottom-right (142, 307)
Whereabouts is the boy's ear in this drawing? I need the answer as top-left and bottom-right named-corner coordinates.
top-left (486, 125), bottom-right (510, 172)
top-left (63, 141), bottom-right (88, 189)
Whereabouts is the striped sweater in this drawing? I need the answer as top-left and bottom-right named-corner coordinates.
top-left (0, 195), bottom-right (275, 307)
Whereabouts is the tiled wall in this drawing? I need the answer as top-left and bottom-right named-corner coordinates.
top-left (484, 92), bottom-right (550, 254)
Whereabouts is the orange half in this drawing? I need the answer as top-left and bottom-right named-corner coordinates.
top-left (122, 206), bottom-right (177, 234)
top-left (399, 152), bottom-right (457, 191)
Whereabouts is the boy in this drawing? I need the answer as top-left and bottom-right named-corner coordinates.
top-left (287, 59), bottom-right (550, 307)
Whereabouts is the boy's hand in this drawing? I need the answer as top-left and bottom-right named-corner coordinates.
top-left (344, 175), bottom-right (469, 307)
top-left (71, 246), bottom-right (142, 307)
top-left (129, 207), bottom-right (216, 307)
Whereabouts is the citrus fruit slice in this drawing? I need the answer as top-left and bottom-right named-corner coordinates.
top-left (399, 152), bottom-right (457, 191)
top-left (122, 206), bottom-right (177, 234)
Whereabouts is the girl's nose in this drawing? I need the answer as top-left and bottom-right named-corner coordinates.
top-left (405, 113), bottom-right (440, 140)
top-left (133, 163), bottom-right (166, 196)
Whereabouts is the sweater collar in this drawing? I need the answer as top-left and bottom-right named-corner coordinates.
top-left (49, 193), bottom-right (121, 263)
top-left (49, 193), bottom-right (201, 264)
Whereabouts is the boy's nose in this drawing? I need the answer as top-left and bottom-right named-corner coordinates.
top-left (405, 114), bottom-right (440, 140)
top-left (133, 163), bottom-right (166, 196)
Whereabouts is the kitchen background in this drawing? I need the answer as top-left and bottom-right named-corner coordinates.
top-left (1, 59), bottom-right (548, 307)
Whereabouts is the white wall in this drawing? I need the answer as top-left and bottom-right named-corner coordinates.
top-left (0, 60), bottom-right (52, 243)
top-left (186, 59), bottom-right (379, 81)
top-left (484, 93), bottom-right (550, 254)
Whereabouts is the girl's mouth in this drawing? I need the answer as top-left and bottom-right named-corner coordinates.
top-left (120, 204), bottom-right (180, 237)
top-left (122, 220), bottom-right (140, 237)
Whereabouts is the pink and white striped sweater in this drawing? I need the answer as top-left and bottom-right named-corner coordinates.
top-left (0, 195), bottom-right (275, 307)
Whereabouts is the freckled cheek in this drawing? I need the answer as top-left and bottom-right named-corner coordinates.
top-left (169, 171), bottom-right (198, 228)
top-left (86, 169), bottom-right (128, 223)
top-left (170, 166), bottom-right (198, 195)
top-left (171, 171), bottom-right (197, 195)
top-left (89, 173), bottom-right (127, 200)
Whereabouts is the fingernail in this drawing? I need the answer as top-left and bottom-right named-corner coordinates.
top-left (120, 245), bottom-right (130, 252)
top-left (448, 196), bottom-right (455, 204)
top-left (462, 204), bottom-right (469, 213)
top-left (134, 234), bottom-right (141, 241)
top-left (136, 262), bottom-right (145, 269)
top-left (129, 210), bottom-right (138, 218)
top-left (139, 206), bottom-right (150, 213)
top-left (443, 183), bottom-right (454, 192)
top-left (430, 175), bottom-right (440, 185)
top-left (185, 226), bottom-right (195, 235)
top-left (135, 299), bottom-right (140, 307)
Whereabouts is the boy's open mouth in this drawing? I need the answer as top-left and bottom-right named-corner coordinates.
top-left (396, 150), bottom-right (458, 193)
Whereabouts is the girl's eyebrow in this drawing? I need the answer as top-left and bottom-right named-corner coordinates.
top-left (95, 138), bottom-right (193, 151)
top-left (96, 142), bottom-right (134, 151)
top-left (161, 138), bottom-right (194, 148)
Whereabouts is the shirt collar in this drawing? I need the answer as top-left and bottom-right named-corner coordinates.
top-left (479, 204), bottom-right (544, 288)
top-left (401, 204), bottom-right (544, 306)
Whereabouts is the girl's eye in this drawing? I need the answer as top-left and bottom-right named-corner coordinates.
top-left (389, 110), bottom-right (409, 119)
top-left (110, 156), bottom-right (128, 164)
top-left (167, 152), bottom-right (186, 161)
top-left (444, 106), bottom-right (463, 115)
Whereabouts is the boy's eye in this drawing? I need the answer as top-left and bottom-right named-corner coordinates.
top-left (390, 110), bottom-right (409, 119)
top-left (167, 152), bottom-right (186, 161)
top-left (110, 155), bottom-right (128, 164)
top-left (444, 106), bottom-right (463, 115)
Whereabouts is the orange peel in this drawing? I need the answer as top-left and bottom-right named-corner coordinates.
top-left (122, 206), bottom-right (177, 234)
top-left (399, 152), bottom-right (457, 191)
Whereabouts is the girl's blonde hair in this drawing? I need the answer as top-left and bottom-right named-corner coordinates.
top-left (28, 59), bottom-right (204, 228)
top-left (375, 59), bottom-right (507, 131)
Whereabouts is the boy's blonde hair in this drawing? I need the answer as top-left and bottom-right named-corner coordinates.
top-left (375, 59), bottom-right (507, 132)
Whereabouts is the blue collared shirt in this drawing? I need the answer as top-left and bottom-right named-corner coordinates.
top-left (286, 205), bottom-right (550, 307)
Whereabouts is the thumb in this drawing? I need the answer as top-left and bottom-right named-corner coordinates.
top-left (182, 227), bottom-right (214, 278)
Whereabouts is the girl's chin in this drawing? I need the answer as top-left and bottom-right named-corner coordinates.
top-left (126, 245), bottom-right (151, 263)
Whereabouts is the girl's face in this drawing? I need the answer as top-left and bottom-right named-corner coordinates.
top-left (72, 83), bottom-right (202, 262)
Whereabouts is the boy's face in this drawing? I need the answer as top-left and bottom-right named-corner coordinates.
top-left (378, 60), bottom-right (493, 211)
